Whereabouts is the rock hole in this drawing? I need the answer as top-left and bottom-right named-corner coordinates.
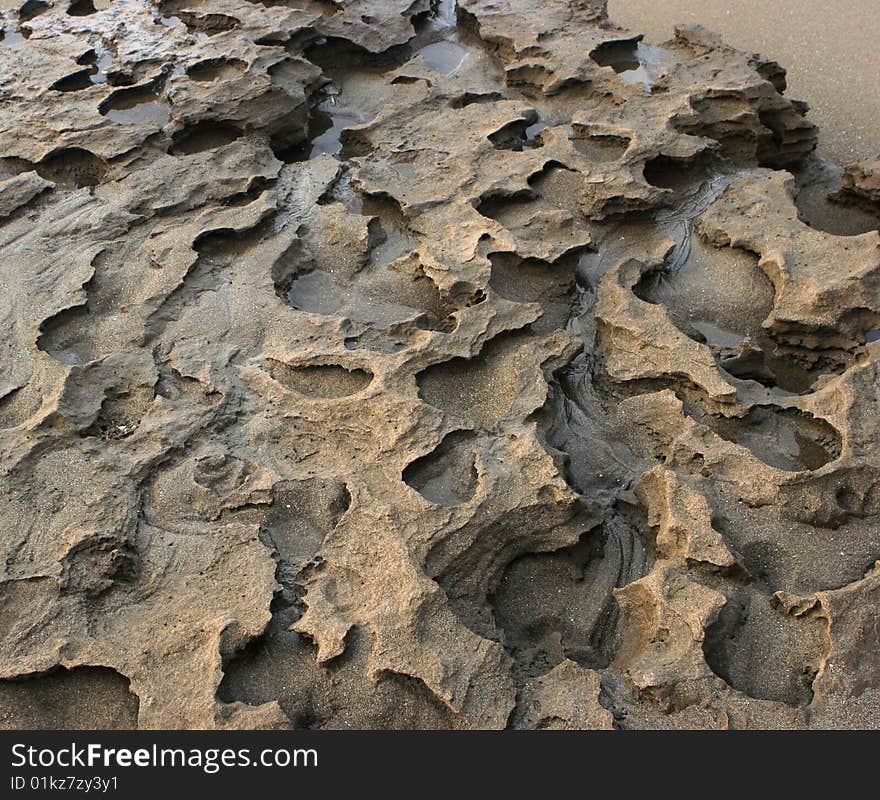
top-left (449, 91), bottom-right (503, 108)
top-left (169, 122), bottom-right (242, 155)
top-left (571, 129), bottom-right (630, 162)
top-left (99, 84), bottom-right (169, 126)
top-left (488, 113), bottom-right (539, 151)
top-left (185, 57), bottom-right (247, 82)
top-left (703, 589), bottom-right (825, 706)
top-left (590, 39), bottom-right (669, 91)
top-left (0, 156), bottom-right (33, 180)
top-left (35, 147), bottom-right (109, 188)
top-left (403, 430), bottom-right (478, 506)
top-left (176, 11), bottom-right (239, 36)
top-left (218, 613), bottom-right (461, 729)
top-left (475, 189), bottom-right (537, 222)
top-left (415, 40), bottom-right (468, 75)
top-left (50, 69), bottom-right (96, 92)
top-left (688, 405), bottom-right (841, 472)
top-left (262, 477), bottom-right (351, 594)
top-left (0, 667), bottom-right (139, 729)
top-left (416, 333), bottom-right (528, 428)
top-left (267, 361), bottom-right (372, 399)
top-left (0, 386), bottom-right (40, 430)
top-left (794, 157), bottom-right (880, 237)
top-left (19, 0), bottom-right (49, 23)
top-left (489, 252), bottom-right (579, 335)
top-left (67, 0), bottom-right (97, 15)
top-left (492, 518), bottom-right (647, 683)
top-left (642, 153), bottom-right (713, 191)
top-left (590, 38), bottom-right (641, 73)
top-left (83, 384), bottom-right (155, 440)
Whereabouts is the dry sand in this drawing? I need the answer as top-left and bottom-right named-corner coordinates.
top-left (609, 0), bottom-right (880, 164)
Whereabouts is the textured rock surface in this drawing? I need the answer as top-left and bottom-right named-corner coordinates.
top-left (0, 0), bottom-right (877, 729)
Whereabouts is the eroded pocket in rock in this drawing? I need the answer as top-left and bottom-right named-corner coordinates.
top-left (488, 252), bottom-right (580, 334)
top-left (67, 0), bottom-right (97, 16)
top-left (633, 235), bottom-right (771, 338)
top-left (0, 667), bottom-right (139, 729)
top-left (281, 219), bottom-right (457, 344)
top-left (83, 383), bottom-right (156, 440)
top-left (0, 386), bottom-right (41, 430)
top-left (492, 516), bottom-right (647, 683)
top-left (686, 404), bottom-right (841, 472)
top-left (632, 230), bottom-right (824, 393)
top-left (403, 430), bottom-right (478, 506)
top-left (218, 612), bottom-right (462, 729)
top-left (262, 477), bottom-right (351, 593)
top-left (703, 587), bottom-right (826, 707)
top-left (589, 38), bottom-right (671, 92)
top-left (176, 11), bottom-right (239, 36)
top-left (169, 121), bottom-right (242, 155)
top-left (794, 156), bottom-right (880, 236)
top-left (35, 147), bottom-right (109, 187)
top-left (267, 361), bottom-right (372, 399)
top-left (185, 57), bottom-right (247, 82)
top-left (487, 112), bottom-right (540, 151)
top-left (50, 68), bottom-right (97, 92)
top-left (19, 0), bottom-right (49, 24)
top-left (570, 127), bottom-right (631, 162)
top-left (99, 84), bottom-right (170, 126)
top-left (416, 333), bottom-right (529, 428)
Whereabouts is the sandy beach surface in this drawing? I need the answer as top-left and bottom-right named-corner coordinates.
top-left (610, 0), bottom-right (880, 164)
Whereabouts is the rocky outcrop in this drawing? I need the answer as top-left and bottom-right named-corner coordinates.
top-left (0, 0), bottom-right (876, 730)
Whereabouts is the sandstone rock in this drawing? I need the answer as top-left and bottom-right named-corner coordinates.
top-left (0, 0), bottom-right (876, 731)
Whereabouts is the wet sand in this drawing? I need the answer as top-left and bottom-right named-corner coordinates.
top-left (609, 0), bottom-right (880, 165)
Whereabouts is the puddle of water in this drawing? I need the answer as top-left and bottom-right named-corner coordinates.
top-left (416, 0), bottom-right (457, 33)
top-left (308, 93), bottom-right (369, 158)
top-left (524, 120), bottom-right (550, 141)
top-left (361, 194), bottom-right (418, 266)
top-left (591, 39), bottom-right (672, 93)
top-left (867, 330), bottom-right (880, 343)
top-left (89, 51), bottom-right (113, 84)
top-left (418, 40), bottom-right (467, 75)
top-left (159, 12), bottom-right (209, 42)
top-left (105, 101), bottom-right (170, 126)
top-left (76, 47), bottom-right (114, 85)
top-left (516, 117), bottom-right (571, 150)
top-left (101, 83), bottom-right (170, 126)
top-left (408, 0), bottom-right (485, 78)
top-left (1, 28), bottom-right (26, 46)
top-left (581, 166), bottom-right (828, 394)
top-left (690, 320), bottom-right (745, 350)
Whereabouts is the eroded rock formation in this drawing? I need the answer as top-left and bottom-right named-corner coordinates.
top-left (0, 0), bottom-right (877, 729)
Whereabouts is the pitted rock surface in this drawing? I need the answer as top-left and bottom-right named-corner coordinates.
top-left (0, 0), bottom-right (878, 729)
